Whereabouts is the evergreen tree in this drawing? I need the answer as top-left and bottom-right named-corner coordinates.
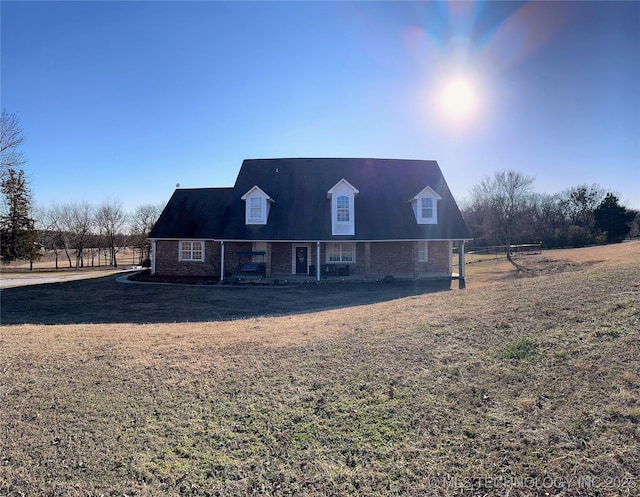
top-left (594, 193), bottom-right (635, 243)
top-left (0, 168), bottom-right (39, 265)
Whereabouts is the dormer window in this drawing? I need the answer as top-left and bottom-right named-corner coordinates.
top-left (421, 198), bottom-right (433, 219)
top-left (337, 196), bottom-right (350, 222)
top-left (250, 197), bottom-right (262, 220)
top-left (328, 179), bottom-right (358, 235)
top-left (410, 186), bottom-right (442, 225)
top-left (241, 186), bottom-right (273, 225)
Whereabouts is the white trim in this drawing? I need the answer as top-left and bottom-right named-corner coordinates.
top-left (326, 178), bottom-right (359, 197)
top-left (150, 237), bottom-right (218, 241)
top-left (147, 236), bottom-right (472, 243)
top-left (409, 185), bottom-right (442, 225)
top-left (326, 242), bottom-right (356, 263)
top-left (328, 179), bottom-right (358, 236)
top-left (240, 185), bottom-right (273, 201)
top-left (214, 238), bottom-right (472, 243)
top-left (220, 241), bottom-right (225, 282)
top-left (178, 240), bottom-right (205, 262)
top-left (417, 241), bottom-right (429, 262)
top-left (292, 244), bottom-right (312, 274)
top-left (151, 240), bottom-right (157, 274)
top-left (241, 185), bottom-right (273, 225)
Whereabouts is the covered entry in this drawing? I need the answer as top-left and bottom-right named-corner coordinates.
top-left (295, 246), bottom-right (308, 274)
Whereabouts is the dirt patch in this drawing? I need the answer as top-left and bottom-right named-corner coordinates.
top-left (463, 240), bottom-right (640, 288)
top-left (511, 256), bottom-right (604, 277)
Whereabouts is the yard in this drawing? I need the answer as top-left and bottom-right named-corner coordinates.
top-left (0, 242), bottom-right (639, 496)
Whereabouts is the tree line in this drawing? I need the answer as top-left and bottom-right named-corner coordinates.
top-left (36, 200), bottom-right (163, 269)
top-left (462, 170), bottom-right (639, 250)
top-left (1, 110), bottom-right (163, 269)
top-left (2, 111), bottom-right (638, 268)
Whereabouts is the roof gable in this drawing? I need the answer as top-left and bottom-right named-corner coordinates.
top-left (241, 185), bottom-right (273, 202)
top-left (409, 185), bottom-right (442, 202)
top-left (327, 178), bottom-right (359, 198)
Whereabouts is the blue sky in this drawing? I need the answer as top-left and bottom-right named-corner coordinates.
top-left (2, 1), bottom-right (639, 212)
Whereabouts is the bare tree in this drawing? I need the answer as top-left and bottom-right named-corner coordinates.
top-left (38, 203), bottom-right (74, 268)
top-left (129, 203), bottom-right (163, 265)
top-left (95, 198), bottom-right (128, 267)
top-left (62, 202), bottom-right (94, 268)
top-left (468, 170), bottom-right (535, 265)
top-left (0, 111), bottom-right (26, 179)
top-left (530, 193), bottom-right (570, 248)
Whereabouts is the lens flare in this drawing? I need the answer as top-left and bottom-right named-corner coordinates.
top-left (438, 77), bottom-right (479, 123)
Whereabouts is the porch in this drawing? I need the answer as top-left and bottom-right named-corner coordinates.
top-left (228, 270), bottom-right (456, 286)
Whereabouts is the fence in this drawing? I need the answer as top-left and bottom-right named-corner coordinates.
top-left (464, 243), bottom-right (543, 264)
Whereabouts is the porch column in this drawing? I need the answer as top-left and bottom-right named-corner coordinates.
top-left (316, 242), bottom-right (321, 282)
top-left (458, 240), bottom-right (466, 289)
top-left (151, 240), bottom-right (157, 274)
top-left (365, 242), bottom-right (371, 277)
top-left (220, 241), bottom-right (225, 282)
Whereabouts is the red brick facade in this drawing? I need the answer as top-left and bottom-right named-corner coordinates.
top-left (154, 240), bottom-right (220, 278)
top-left (153, 240), bottom-right (452, 280)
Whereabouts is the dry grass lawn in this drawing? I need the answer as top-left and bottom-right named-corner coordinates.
top-left (0, 242), bottom-right (639, 496)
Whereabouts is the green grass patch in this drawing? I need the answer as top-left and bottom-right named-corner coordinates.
top-left (501, 337), bottom-right (538, 361)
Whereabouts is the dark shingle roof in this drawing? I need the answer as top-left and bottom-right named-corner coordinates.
top-left (148, 188), bottom-right (233, 239)
top-left (149, 158), bottom-right (471, 241)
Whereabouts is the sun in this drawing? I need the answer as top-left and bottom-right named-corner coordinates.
top-left (437, 77), bottom-right (480, 124)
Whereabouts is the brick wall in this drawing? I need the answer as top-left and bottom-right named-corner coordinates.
top-left (155, 240), bottom-right (452, 279)
top-left (416, 240), bottom-right (451, 276)
top-left (154, 240), bottom-right (220, 278)
top-left (271, 243), bottom-right (293, 275)
top-left (222, 242), bottom-right (252, 276)
top-left (369, 241), bottom-right (452, 277)
top-left (369, 242), bottom-right (414, 276)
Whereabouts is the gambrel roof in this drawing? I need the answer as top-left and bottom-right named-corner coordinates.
top-left (149, 158), bottom-right (472, 241)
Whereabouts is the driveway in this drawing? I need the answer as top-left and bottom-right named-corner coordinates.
top-left (0, 268), bottom-right (138, 289)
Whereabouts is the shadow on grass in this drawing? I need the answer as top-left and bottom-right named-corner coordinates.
top-left (0, 274), bottom-right (452, 325)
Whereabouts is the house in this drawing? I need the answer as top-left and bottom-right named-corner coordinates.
top-left (148, 158), bottom-right (472, 286)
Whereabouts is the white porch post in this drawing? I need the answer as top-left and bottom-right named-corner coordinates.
top-left (151, 240), bottom-right (157, 275)
top-left (458, 240), bottom-right (466, 289)
top-left (316, 241), bottom-right (321, 282)
top-left (220, 241), bottom-right (225, 282)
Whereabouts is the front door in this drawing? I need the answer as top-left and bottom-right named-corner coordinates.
top-left (295, 247), bottom-right (308, 274)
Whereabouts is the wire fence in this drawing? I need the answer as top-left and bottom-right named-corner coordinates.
top-left (464, 243), bottom-right (543, 264)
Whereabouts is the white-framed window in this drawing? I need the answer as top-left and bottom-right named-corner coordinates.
top-left (409, 186), bottom-right (441, 225)
top-left (337, 196), bottom-right (350, 222)
top-left (417, 241), bottom-right (429, 262)
top-left (328, 179), bottom-right (358, 235)
top-left (241, 186), bottom-right (273, 225)
top-left (326, 242), bottom-right (355, 263)
top-left (179, 240), bottom-right (205, 261)
top-left (421, 198), bottom-right (433, 220)
top-left (249, 197), bottom-right (262, 220)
